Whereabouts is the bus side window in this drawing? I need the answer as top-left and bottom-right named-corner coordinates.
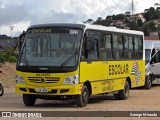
top-left (113, 34), bottom-right (123, 59)
top-left (100, 34), bottom-right (112, 59)
top-left (87, 38), bottom-right (98, 59)
top-left (81, 35), bottom-right (99, 60)
top-left (81, 30), bottom-right (100, 60)
top-left (124, 36), bottom-right (134, 59)
top-left (134, 37), bottom-right (143, 59)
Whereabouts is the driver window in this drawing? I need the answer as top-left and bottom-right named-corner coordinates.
top-left (88, 38), bottom-right (98, 59)
top-left (81, 30), bottom-right (100, 60)
top-left (152, 50), bottom-right (160, 64)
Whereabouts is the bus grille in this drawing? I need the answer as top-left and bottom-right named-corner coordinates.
top-left (28, 77), bottom-right (60, 84)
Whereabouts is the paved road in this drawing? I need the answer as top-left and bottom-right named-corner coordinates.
top-left (0, 84), bottom-right (160, 119)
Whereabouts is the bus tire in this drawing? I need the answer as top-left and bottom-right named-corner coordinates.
top-left (23, 94), bottom-right (36, 106)
top-left (0, 83), bottom-right (4, 96)
top-left (114, 81), bottom-right (129, 100)
top-left (144, 76), bottom-right (152, 89)
top-left (76, 85), bottom-right (90, 107)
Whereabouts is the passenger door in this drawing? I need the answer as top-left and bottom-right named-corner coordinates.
top-left (150, 50), bottom-right (160, 78)
top-left (80, 30), bottom-right (107, 94)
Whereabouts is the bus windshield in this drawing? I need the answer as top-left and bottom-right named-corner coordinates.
top-left (18, 28), bottom-right (82, 67)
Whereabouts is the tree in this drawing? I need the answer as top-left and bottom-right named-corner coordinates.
top-left (143, 23), bottom-right (150, 36)
top-left (148, 21), bottom-right (156, 31)
top-left (97, 17), bottom-right (102, 21)
top-left (106, 16), bottom-right (113, 22)
top-left (5, 47), bottom-right (17, 61)
top-left (128, 21), bottom-right (139, 30)
top-left (125, 11), bottom-right (131, 21)
top-left (85, 19), bottom-right (94, 24)
top-left (143, 21), bottom-right (157, 36)
top-left (144, 9), bottom-right (149, 13)
top-left (0, 53), bottom-right (4, 63)
top-left (93, 19), bottom-right (110, 26)
top-left (144, 7), bottom-right (156, 21)
top-left (157, 27), bottom-right (160, 37)
top-left (156, 7), bottom-right (160, 11)
top-left (125, 11), bottom-right (131, 16)
top-left (112, 14), bottom-right (125, 20)
top-left (137, 19), bottom-right (143, 27)
top-left (155, 7), bottom-right (160, 19)
top-left (154, 3), bottom-right (160, 8)
top-left (9, 56), bottom-right (17, 63)
top-left (106, 15), bottom-right (112, 20)
top-left (93, 17), bottom-right (102, 25)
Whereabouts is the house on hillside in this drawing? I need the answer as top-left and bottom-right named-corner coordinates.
top-left (110, 20), bottom-right (127, 28)
top-left (153, 19), bottom-right (160, 28)
top-left (144, 36), bottom-right (160, 41)
top-left (0, 36), bottom-right (18, 51)
top-left (0, 45), bottom-right (5, 52)
top-left (133, 13), bottom-right (146, 23)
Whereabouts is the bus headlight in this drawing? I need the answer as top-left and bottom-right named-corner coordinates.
top-left (16, 75), bottom-right (25, 84)
top-left (63, 75), bottom-right (79, 85)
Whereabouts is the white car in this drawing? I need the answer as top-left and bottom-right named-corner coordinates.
top-left (145, 49), bottom-right (160, 89)
top-left (0, 81), bottom-right (4, 96)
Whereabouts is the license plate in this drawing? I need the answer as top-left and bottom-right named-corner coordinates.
top-left (36, 88), bottom-right (48, 93)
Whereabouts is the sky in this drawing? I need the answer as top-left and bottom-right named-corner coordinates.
top-left (0, 0), bottom-right (160, 37)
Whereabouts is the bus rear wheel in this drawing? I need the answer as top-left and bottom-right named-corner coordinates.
top-left (23, 94), bottom-right (36, 106)
top-left (76, 85), bottom-right (90, 107)
top-left (114, 81), bottom-right (129, 100)
top-left (0, 83), bottom-right (4, 96)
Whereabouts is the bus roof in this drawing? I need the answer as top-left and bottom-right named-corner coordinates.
top-left (28, 23), bottom-right (144, 36)
top-left (85, 24), bottom-right (144, 35)
top-left (28, 23), bottom-right (86, 30)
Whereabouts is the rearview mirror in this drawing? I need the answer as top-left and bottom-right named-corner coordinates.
top-left (150, 57), bottom-right (155, 64)
top-left (150, 60), bottom-right (153, 64)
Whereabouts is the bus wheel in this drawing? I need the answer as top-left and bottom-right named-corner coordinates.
top-left (0, 83), bottom-right (4, 96)
top-left (144, 76), bottom-right (152, 89)
top-left (114, 81), bottom-right (129, 100)
top-left (23, 94), bottom-right (36, 106)
top-left (76, 85), bottom-right (90, 107)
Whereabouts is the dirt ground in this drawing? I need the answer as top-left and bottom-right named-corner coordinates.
top-left (0, 63), bottom-right (160, 120)
top-left (0, 62), bottom-right (16, 94)
top-left (0, 85), bottom-right (160, 120)
top-left (0, 62), bottom-right (16, 79)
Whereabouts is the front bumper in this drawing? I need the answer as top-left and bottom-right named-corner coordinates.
top-left (15, 84), bottom-right (82, 95)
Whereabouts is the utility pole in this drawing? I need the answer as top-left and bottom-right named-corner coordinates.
top-left (131, 0), bottom-right (134, 20)
top-left (10, 26), bottom-right (14, 39)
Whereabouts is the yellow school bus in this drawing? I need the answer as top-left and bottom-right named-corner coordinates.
top-left (15, 23), bottom-right (145, 107)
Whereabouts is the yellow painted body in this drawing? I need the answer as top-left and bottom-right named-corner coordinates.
top-left (15, 60), bottom-right (145, 96)
top-left (80, 60), bottom-right (145, 95)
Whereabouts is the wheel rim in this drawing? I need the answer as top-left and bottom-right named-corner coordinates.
top-left (148, 79), bottom-right (151, 88)
top-left (0, 86), bottom-right (2, 95)
top-left (125, 84), bottom-right (129, 98)
top-left (82, 91), bottom-right (89, 103)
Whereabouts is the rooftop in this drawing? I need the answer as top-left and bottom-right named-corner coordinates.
top-left (144, 36), bottom-right (160, 40)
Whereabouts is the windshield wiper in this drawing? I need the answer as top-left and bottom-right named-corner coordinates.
top-left (60, 50), bottom-right (78, 67)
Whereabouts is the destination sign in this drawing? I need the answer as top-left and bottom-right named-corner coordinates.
top-left (31, 29), bottom-right (52, 33)
top-left (28, 28), bottom-right (79, 35)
